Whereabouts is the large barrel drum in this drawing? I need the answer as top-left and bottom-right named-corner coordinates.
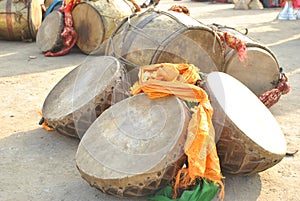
top-left (42, 56), bottom-right (129, 139)
top-left (71, 0), bottom-right (135, 55)
top-left (106, 9), bottom-right (224, 84)
top-left (0, 0), bottom-right (42, 40)
top-left (219, 27), bottom-right (281, 96)
top-left (76, 94), bottom-right (190, 197)
top-left (202, 72), bottom-right (286, 175)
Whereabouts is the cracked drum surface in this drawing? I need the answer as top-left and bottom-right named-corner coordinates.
top-left (76, 94), bottom-right (190, 197)
top-left (202, 72), bottom-right (286, 175)
top-left (42, 56), bottom-right (129, 139)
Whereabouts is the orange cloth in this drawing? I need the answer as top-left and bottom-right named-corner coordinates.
top-left (131, 63), bottom-right (224, 200)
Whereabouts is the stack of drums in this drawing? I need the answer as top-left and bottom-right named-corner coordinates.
top-left (218, 27), bottom-right (281, 96)
top-left (202, 72), bottom-right (286, 175)
top-left (0, 0), bottom-right (42, 41)
top-left (42, 56), bottom-right (129, 139)
top-left (76, 94), bottom-right (190, 197)
top-left (71, 0), bottom-right (136, 54)
top-left (106, 9), bottom-right (224, 84)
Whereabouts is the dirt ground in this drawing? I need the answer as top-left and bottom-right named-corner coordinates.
top-left (0, 1), bottom-right (299, 201)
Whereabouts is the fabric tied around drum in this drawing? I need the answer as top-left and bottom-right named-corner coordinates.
top-left (131, 63), bottom-right (224, 201)
top-left (217, 30), bottom-right (247, 63)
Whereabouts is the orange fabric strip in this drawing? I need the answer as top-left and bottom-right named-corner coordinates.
top-left (131, 63), bottom-right (224, 200)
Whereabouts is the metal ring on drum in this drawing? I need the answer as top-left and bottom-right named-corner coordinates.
top-left (76, 94), bottom-right (190, 197)
top-left (41, 56), bottom-right (130, 139)
top-left (202, 72), bottom-right (286, 175)
top-left (106, 8), bottom-right (224, 85)
top-left (0, 0), bottom-right (42, 41)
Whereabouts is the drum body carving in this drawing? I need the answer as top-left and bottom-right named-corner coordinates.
top-left (42, 56), bottom-right (129, 139)
top-left (71, 0), bottom-right (135, 54)
top-left (76, 94), bottom-right (190, 197)
top-left (0, 0), bottom-right (42, 40)
top-left (106, 9), bottom-right (224, 84)
top-left (220, 27), bottom-right (280, 96)
top-left (202, 72), bottom-right (286, 175)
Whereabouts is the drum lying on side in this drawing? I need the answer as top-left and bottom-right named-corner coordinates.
top-left (106, 9), bottom-right (224, 84)
top-left (42, 56), bottom-right (129, 139)
top-left (76, 94), bottom-right (190, 197)
top-left (202, 72), bottom-right (286, 175)
top-left (0, 0), bottom-right (42, 40)
top-left (71, 0), bottom-right (135, 55)
top-left (36, 11), bottom-right (64, 53)
top-left (220, 27), bottom-right (280, 96)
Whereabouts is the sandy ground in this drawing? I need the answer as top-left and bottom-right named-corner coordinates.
top-left (0, 1), bottom-right (299, 201)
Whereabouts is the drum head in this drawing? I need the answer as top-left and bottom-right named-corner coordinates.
top-left (42, 56), bottom-right (124, 124)
top-left (36, 11), bottom-right (64, 52)
top-left (76, 94), bottom-right (189, 196)
top-left (224, 47), bottom-right (280, 96)
top-left (72, 2), bottom-right (105, 54)
top-left (205, 72), bottom-right (286, 156)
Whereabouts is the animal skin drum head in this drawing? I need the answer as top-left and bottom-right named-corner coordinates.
top-left (224, 47), bottom-right (279, 96)
top-left (77, 94), bottom-right (188, 177)
top-left (42, 56), bottom-right (123, 123)
top-left (206, 72), bottom-right (286, 155)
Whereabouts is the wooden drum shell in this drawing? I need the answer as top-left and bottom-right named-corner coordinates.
top-left (0, 0), bottom-right (42, 40)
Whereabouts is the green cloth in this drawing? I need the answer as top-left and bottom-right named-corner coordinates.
top-left (148, 179), bottom-right (218, 201)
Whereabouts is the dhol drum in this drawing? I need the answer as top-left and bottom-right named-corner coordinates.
top-left (36, 11), bottom-right (64, 53)
top-left (71, 0), bottom-right (135, 55)
top-left (0, 0), bottom-right (42, 41)
top-left (42, 56), bottom-right (129, 139)
top-left (106, 9), bottom-right (224, 84)
top-left (218, 27), bottom-right (281, 96)
top-left (76, 94), bottom-right (190, 197)
top-left (202, 72), bottom-right (286, 175)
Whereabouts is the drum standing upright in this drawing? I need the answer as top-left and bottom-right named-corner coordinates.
top-left (76, 94), bottom-right (190, 197)
top-left (106, 9), bottom-right (224, 84)
top-left (0, 0), bottom-right (42, 40)
top-left (42, 56), bottom-right (129, 139)
top-left (71, 0), bottom-right (135, 55)
top-left (202, 72), bottom-right (286, 175)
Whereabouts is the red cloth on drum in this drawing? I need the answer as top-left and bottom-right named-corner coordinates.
top-left (217, 31), bottom-right (247, 63)
top-left (131, 63), bottom-right (224, 200)
top-left (259, 73), bottom-right (290, 108)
